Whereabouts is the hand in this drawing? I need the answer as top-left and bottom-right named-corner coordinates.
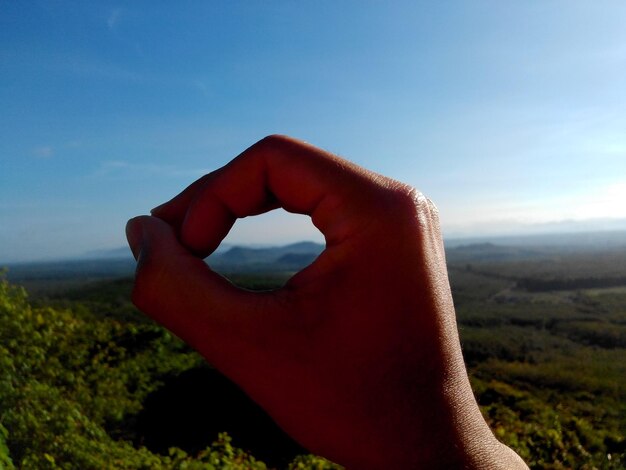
top-left (126, 135), bottom-right (527, 469)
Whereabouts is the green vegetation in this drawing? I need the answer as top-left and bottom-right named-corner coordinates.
top-left (449, 255), bottom-right (626, 469)
top-left (2, 243), bottom-right (626, 468)
top-left (0, 275), bottom-right (339, 469)
top-left (1, 422), bottom-right (15, 470)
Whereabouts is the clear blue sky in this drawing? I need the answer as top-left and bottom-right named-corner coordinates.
top-left (2, 1), bottom-right (626, 262)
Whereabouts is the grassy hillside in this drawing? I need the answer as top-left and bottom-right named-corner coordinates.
top-left (0, 274), bottom-right (339, 469)
top-left (449, 257), bottom-right (626, 469)
top-left (1, 243), bottom-right (626, 468)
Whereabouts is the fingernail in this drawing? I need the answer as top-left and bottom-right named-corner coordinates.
top-left (126, 217), bottom-right (145, 260)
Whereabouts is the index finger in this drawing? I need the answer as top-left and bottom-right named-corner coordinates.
top-left (152, 135), bottom-right (389, 257)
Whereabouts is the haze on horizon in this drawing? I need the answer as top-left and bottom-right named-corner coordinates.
top-left (2, 2), bottom-right (626, 263)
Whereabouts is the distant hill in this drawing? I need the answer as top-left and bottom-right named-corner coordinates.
top-left (445, 243), bottom-right (545, 263)
top-left (82, 246), bottom-right (134, 259)
top-left (445, 230), bottom-right (626, 250)
top-left (3, 241), bottom-right (325, 294)
top-left (208, 241), bottom-right (324, 272)
top-left (5, 231), bottom-right (626, 293)
top-left (84, 242), bottom-right (235, 259)
top-left (444, 231), bottom-right (626, 264)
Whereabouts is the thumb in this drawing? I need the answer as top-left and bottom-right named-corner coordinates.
top-left (125, 216), bottom-right (276, 367)
top-left (126, 216), bottom-right (145, 260)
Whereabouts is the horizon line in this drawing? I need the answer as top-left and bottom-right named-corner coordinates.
top-left (3, 227), bottom-right (626, 266)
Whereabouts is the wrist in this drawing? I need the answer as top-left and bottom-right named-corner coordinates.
top-left (378, 362), bottom-right (528, 469)
top-left (417, 375), bottom-right (528, 470)
top-left (338, 372), bottom-right (527, 469)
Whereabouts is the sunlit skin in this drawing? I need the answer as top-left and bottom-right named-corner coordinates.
top-left (126, 135), bottom-right (528, 469)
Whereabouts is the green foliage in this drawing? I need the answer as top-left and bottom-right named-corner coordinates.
top-left (286, 455), bottom-right (342, 469)
top-left (3, 244), bottom-right (626, 469)
top-left (472, 378), bottom-right (625, 469)
top-left (553, 319), bottom-right (626, 348)
top-left (460, 325), bottom-right (576, 365)
top-left (0, 275), bottom-right (341, 469)
top-left (0, 422), bottom-right (15, 470)
top-left (451, 254), bottom-right (626, 469)
top-left (452, 248), bottom-right (626, 281)
top-left (0, 275), bottom-right (195, 468)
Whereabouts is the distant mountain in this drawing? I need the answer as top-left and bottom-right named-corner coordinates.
top-left (276, 253), bottom-right (319, 269)
top-left (445, 230), bottom-right (626, 250)
top-left (208, 241), bottom-right (324, 272)
top-left (4, 242), bottom-right (325, 293)
top-left (41, 229), bottom-right (626, 266)
top-left (445, 218), bottom-right (626, 241)
top-left (444, 230), bottom-right (626, 264)
top-left (76, 240), bottom-right (325, 272)
top-left (84, 242), bottom-right (235, 260)
top-left (83, 246), bottom-right (133, 259)
top-left (7, 230), bottom-right (624, 288)
top-left (39, 241), bottom-right (323, 272)
top-left (445, 243), bottom-right (545, 263)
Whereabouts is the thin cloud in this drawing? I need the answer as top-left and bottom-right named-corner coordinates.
top-left (192, 79), bottom-right (212, 99)
top-left (33, 146), bottom-right (54, 158)
top-left (0, 201), bottom-right (88, 210)
top-left (107, 8), bottom-right (123, 30)
top-left (3, 47), bottom-right (142, 83)
top-left (64, 59), bottom-right (141, 82)
top-left (95, 160), bottom-right (211, 179)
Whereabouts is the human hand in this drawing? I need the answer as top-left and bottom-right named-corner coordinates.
top-left (126, 135), bottom-right (527, 469)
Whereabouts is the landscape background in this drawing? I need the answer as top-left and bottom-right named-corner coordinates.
top-left (2, 2), bottom-right (626, 468)
top-left (2, 231), bottom-right (625, 469)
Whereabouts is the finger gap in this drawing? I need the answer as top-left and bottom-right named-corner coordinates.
top-left (206, 209), bottom-right (326, 290)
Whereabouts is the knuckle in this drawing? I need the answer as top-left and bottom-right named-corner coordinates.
top-left (385, 182), bottom-right (422, 210)
top-left (425, 197), bottom-right (440, 219)
top-left (381, 182), bottom-right (440, 225)
top-left (256, 134), bottom-right (292, 149)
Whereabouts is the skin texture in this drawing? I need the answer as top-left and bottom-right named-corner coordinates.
top-left (126, 135), bottom-right (528, 469)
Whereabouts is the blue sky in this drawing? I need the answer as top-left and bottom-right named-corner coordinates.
top-left (1, 1), bottom-right (626, 262)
